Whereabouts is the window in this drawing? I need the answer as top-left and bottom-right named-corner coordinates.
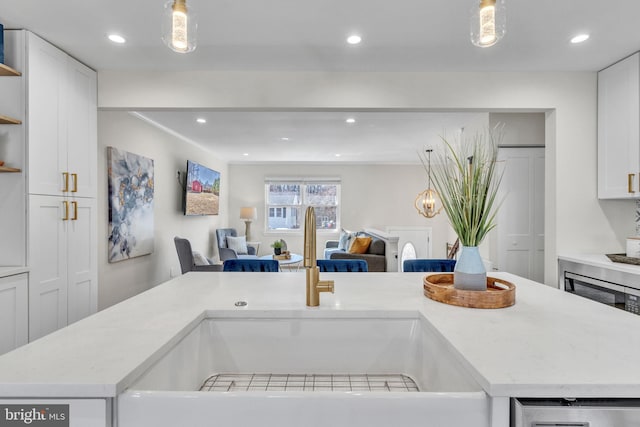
top-left (265, 178), bottom-right (340, 232)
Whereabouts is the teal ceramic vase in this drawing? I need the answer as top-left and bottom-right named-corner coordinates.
top-left (454, 246), bottom-right (487, 291)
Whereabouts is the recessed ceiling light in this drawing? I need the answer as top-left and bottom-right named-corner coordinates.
top-left (570, 34), bottom-right (590, 44)
top-left (108, 34), bottom-right (126, 44)
top-left (196, 118), bottom-right (207, 124)
top-left (280, 137), bottom-right (290, 141)
top-left (347, 35), bottom-right (362, 45)
top-left (243, 153), bottom-right (249, 156)
top-left (345, 118), bottom-right (356, 124)
top-left (335, 154), bottom-right (342, 157)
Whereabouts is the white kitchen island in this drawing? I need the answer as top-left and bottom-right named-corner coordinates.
top-left (0, 271), bottom-right (639, 426)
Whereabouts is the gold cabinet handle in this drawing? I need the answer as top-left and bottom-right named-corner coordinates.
top-left (71, 201), bottom-right (78, 220)
top-left (629, 174), bottom-right (636, 193)
top-left (62, 172), bottom-right (69, 192)
top-left (62, 201), bottom-right (69, 221)
top-left (71, 173), bottom-right (78, 193)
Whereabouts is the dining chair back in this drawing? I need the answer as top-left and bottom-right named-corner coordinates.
top-left (316, 259), bottom-right (368, 272)
top-left (403, 259), bottom-right (456, 272)
top-left (223, 259), bottom-right (279, 272)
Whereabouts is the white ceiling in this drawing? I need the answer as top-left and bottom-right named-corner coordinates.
top-left (134, 110), bottom-right (488, 164)
top-left (1, 0), bottom-right (638, 162)
top-left (1, 0), bottom-right (638, 72)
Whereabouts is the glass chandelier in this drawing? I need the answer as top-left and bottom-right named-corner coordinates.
top-left (470, 0), bottom-right (506, 48)
top-left (162, 0), bottom-right (198, 53)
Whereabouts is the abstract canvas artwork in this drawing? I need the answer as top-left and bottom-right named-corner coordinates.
top-left (107, 147), bottom-right (155, 263)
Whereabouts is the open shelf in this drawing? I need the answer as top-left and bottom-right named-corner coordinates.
top-left (0, 166), bottom-right (21, 173)
top-left (0, 115), bottom-right (22, 125)
top-left (0, 64), bottom-right (21, 77)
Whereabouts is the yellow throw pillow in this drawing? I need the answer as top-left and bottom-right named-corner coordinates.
top-left (349, 236), bottom-right (372, 254)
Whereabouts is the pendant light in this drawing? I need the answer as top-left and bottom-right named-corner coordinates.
top-left (470, 0), bottom-right (506, 48)
top-left (415, 149), bottom-right (443, 218)
top-left (162, 0), bottom-right (198, 53)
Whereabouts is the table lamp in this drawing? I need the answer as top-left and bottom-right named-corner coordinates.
top-left (240, 207), bottom-right (257, 241)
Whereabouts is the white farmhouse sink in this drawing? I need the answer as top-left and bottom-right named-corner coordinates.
top-left (118, 311), bottom-right (489, 427)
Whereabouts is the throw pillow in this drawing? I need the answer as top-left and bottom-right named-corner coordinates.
top-left (192, 251), bottom-right (209, 266)
top-left (349, 236), bottom-right (372, 254)
top-left (227, 235), bottom-right (248, 255)
top-left (338, 228), bottom-right (355, 251)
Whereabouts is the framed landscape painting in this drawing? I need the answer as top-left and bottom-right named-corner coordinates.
top-left (107, 147), bottom-right (155, 263)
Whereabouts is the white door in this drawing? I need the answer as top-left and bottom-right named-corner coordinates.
top-left (385, 226), bottom-right (432, 271)
top-left (28, 195), bottom-right (68, 340)
top-left (496, 147), bottom-right (545, 282)
top-left (597, 53), bottom-right (640, 199)
top-left (67, 198), bottom-right (98, 324)
top-left (27, 32), bottom-right (68, 196)
top-left (66, 58), bottom-right (97, 198)
top-left (0, 274), bottom-right (28, 355)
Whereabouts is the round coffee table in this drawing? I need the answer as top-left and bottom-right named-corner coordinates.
top-left (260, 254), bottom-right (304, 271)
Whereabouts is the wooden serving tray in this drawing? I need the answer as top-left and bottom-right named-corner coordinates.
top-left (606, 253), bottom-right (640, 266)
top-left (423, 273), bottom-right (515, 309)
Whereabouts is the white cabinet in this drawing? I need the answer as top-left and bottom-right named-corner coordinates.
top-left (0, 273), bottom-right (28, 355)
top-left (27, 32), bottom-right (97, 198)
top-left (3, 30), bottom-right (98, 341)
top-left (28, 195), bottom-right (97, 340)
top-left (23, 31), bottom-right (98, 340)
top-left (598, 52), bottom-right (640, 199)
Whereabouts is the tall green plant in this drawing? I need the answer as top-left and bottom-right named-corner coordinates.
top-left (426, 126), bottom-right (504, 247)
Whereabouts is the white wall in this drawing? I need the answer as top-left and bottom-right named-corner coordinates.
top-left (97, 70), bottom-right (620, 286)
top-left (490, 113), bottom-right (545, 146)
top-left (228, 163), bottom-right (454, 259)
top-left (97, 111), bottom-right (228, 309)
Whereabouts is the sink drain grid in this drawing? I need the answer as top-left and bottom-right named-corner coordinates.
top-left (200, 373), bottom-right (419, 392)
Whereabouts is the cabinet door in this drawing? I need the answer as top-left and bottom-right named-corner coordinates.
top-left (67, 198), bottom-right (97, 325)
top-left (28, 195), bottom-right (68, 341)
top-left (66, 58), bottom-right (97, 199)
top-left (0, 274), bottom-right (28, 355)
top-left (598, 53), bottom-right (640, 199)
top-left (27, 32), bottom-right (68, 196)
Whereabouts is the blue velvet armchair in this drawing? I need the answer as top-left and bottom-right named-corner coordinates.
top-left (215, 228), bottom-right (257, 261)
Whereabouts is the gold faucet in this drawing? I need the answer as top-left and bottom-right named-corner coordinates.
top-left (303, 206), bottom-right (334, 306)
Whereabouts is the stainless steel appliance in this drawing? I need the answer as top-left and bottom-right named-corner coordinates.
top-left (512, 398), bottom-right (640, 426)
top-left (559, 259), bottom-right (640, 315)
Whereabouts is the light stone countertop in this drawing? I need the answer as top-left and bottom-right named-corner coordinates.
top-left (559, 253), bottom-right (640, 275)
top-left (0, 271), bottom-right (639, 399)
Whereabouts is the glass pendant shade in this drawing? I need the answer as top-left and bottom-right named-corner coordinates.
top-left (470, 0), bottom-right (506, 48)
top-left (162, 0), bottom-right (198, 53)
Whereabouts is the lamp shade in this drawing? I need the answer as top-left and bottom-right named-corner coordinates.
top-left (240, 207), bottom-right (257, 220)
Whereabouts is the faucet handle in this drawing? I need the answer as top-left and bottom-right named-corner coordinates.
top-left (317, 280), bottom-right (334, 294)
